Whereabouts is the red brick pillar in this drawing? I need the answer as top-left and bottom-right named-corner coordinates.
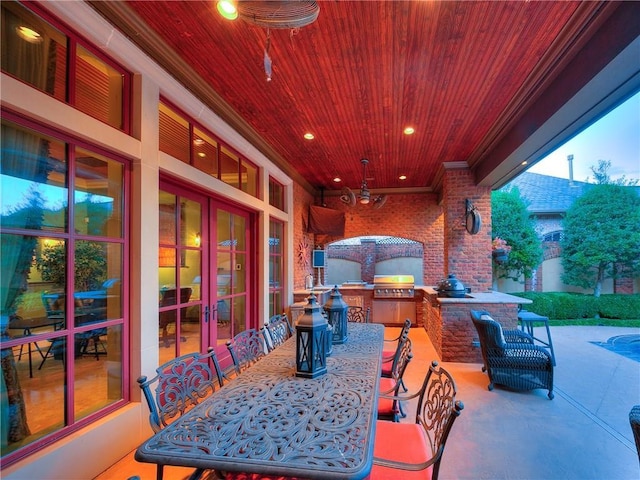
top-left (360, 239), bottom-right (377, 284)
top-left (442, 168), bottom-right (492, 292)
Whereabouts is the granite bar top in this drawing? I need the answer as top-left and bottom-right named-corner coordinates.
top-left (420, 286), bottom-right (532, 305)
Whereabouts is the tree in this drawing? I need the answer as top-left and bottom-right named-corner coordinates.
top-left (561, 183), bottom-right (640, 296)
top-left (36, 241), bottom-right (107, 292)
top-left (491, 188), bottom-right (542, 285)
top-left (587, 159), bottom-right (639, 186)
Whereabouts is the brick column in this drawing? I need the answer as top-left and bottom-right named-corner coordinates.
top-left (442, 168), bottom-right (492, 292)
top-left (360, 239), bottom-right (377, 284)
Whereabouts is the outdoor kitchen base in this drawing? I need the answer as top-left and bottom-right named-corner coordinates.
top-left (423, 288), bottom-right (531, 363)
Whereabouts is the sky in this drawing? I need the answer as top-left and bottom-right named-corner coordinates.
top-left (528, 91), bottom-right (640, 183)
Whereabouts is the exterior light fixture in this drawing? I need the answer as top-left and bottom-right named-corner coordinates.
top-left (399, 175), bottom-right (407, 180)
top-left (304, 132), bottom-right (315, 140)
top-left (333, 177), bottom-right (341, 183)
top-left (403, 126), bottom-right (415, 135)
top-left (16, 26), bottom-right (43, 43)
top-left (324, 286), bottom-right (348, 344)
top-left (194, 233), bottom-right (201, 247)
top-left (217, 1), bottom-right (238, 20)
top-left (295, 294), bottom-right (328, 378)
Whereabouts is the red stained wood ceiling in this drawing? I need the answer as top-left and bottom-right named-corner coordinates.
top-left (91, 1), bottom-right (616, 193)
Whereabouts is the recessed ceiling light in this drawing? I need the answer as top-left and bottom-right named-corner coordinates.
top-left (304, 132), bottom-right (315, 140)
top-left (198, 152), bottom-right (206, 158)
top-left (16, 25), bottom-right (43, 43)
top-left (217, 1), bottom-right (238, 20)
top-left (521, 161), bottom-right (528, 166)
top-left (193, 138), bottom-right (205, 146)
top-left (403, 127), bottom-right (415, 135)
top-left (333, 177), bottom-right (341, 183)
top-left (399, 175), bottom-right (407, 180)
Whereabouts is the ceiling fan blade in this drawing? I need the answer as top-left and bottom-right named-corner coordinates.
top-left (372, 194), bottom-right (388, 209)
top-left (340, 187), bottom-right (357, 206)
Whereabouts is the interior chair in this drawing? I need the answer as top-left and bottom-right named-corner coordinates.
top-left (378, 332), bottom-right (413, 422)
top-left (470, 309), bottom-right (554, 399)
top-left (137, 347), bottom-right (225, 480)
top-left (158, 287), bottom-right (192, 347)
top-left (371, 360), bottom-right (464, 480)
top-left (347, 305), bottom-right (370, 323)
top-left (264, 314), bottom-right (293, 352)
top-left (630, 405), bottom-right (640, 463)
top-left (226, 328), bottom-right (267, 375)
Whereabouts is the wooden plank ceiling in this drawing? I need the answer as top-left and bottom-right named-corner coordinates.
top-left (92, 0), bottom-right (607, 194)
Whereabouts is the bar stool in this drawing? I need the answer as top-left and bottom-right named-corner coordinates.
top-left (518, 309), bottom-right (556, 366)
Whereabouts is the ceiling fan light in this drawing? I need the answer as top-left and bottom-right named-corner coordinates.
top-left (359, 189), bottom-right (370, 204)
top-left (217, 1), bottom-right (238, 20)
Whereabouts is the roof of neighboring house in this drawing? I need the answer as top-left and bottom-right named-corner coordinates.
top-left (502, 172), bottom-right (594, 214)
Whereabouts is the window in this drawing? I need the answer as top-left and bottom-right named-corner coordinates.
top-left (269, 177), bottom-right (285, 211)
top-left (542, 231), bottom-right (563, 242)
top-left (158, 99), bottom-right (259, 198)
top-left (1, 1), bottom-right (130, 132)
top-left (269, 219), bottom-right (284, 317)
top-left (0, 116), bottom-right (128, 465)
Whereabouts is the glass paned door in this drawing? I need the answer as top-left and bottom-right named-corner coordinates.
top-left (158, 188), bottom-right (203, 363)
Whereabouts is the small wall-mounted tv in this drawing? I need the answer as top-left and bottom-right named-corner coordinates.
top-left (312, 250), bottom-right (325, 268)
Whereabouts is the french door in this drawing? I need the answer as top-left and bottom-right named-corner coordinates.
top-left (158, 180), bottom-right (255, 364)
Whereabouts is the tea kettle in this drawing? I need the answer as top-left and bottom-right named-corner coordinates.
top-left (305, 274), bottom-right (314, 290)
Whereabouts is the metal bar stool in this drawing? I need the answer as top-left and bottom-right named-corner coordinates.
top-left (517, 309), bottom-right (556, 366)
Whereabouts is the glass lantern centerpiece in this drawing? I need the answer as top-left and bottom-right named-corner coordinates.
top-left (295, 294), bottom-right (328, 378)
top-left (324, 285), bottom-right (348, 344)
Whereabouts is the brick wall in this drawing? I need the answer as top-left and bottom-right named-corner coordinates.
top-left (293, 183), bottom-right (315, 290)
top-left (442, 168), bottom-right (493, 292)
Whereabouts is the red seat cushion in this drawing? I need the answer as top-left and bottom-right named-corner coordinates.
top-left (377, 377), bottom-right (397, 417)
top-left (370, 420), bottom-right (433, 480)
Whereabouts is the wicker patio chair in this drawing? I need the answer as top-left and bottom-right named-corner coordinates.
top-left (371, 360), bottom-right (464, 480)
top-left (378, 332), bottom-right (413, 422)
top-left (264, 314), bottom-right (293, 352)
top-left (630, 405), bottom-right (640, 463)
top-left (137, 347), bottom-right (225, 480)
top-left (226, 328), bottom-right (267, 375)
top-left (470, 309), bottom-right (554, 400)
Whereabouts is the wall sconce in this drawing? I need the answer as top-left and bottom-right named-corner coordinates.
top-left (295, 294), bottom-right (328, 378)
top-left (194, 233), bottom-right (201, 247)
top-left (464, 199), bottom-right (482, 235)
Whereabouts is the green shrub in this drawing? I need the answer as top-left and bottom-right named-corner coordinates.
top-left (510, 292), bottom-right (640, 320)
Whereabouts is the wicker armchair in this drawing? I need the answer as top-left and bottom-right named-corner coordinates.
top-left (470, 310), bottom-right (554, 399)
top-left (630, 405), bottom-right (640, 463)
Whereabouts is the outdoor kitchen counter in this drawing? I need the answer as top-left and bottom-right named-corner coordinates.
top-left (418, 287), bottom-right (533, 305)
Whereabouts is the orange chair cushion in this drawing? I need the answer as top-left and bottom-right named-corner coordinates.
top-left (370, 420), bottom-right (433, 480)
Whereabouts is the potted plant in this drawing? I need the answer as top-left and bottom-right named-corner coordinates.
top-left (492, 237), bottom-right (511, 264)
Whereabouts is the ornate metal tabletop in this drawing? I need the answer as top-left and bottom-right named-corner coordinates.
top-left (135, 322), bottom-right (384, 479)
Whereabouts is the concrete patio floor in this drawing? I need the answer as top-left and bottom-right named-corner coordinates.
top-left (95, 324), bottom-right (640, 480)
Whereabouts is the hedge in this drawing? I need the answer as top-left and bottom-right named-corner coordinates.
top-left (509, 292), bottom-right (640, 320)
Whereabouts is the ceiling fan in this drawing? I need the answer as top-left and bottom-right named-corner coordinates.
top-left (340, 158), bottom-right (388, 209)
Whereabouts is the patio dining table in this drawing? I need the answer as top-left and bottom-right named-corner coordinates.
top-left (135, 322), bottom-right (384, 480)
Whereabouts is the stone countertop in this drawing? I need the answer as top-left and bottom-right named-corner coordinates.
top-left (419, 286), bottom-right (532, 304)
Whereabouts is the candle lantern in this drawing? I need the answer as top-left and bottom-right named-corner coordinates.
top-left (295, 294), bottom-right (328, 378)
top-left (324, 285), bottom-right (348, 344)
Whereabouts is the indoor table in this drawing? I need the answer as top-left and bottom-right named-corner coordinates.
top-left (135, 322), bottom-right (384, 480)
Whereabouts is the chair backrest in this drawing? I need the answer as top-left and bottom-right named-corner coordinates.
top-left (137, 347), bottom-right (224, 433)
top-left (160, 287), bottom-right (192, 307)
top-left (347, 306), bottom-right (370, 323)
top-left (389, 334), bottom-right (413, 385)
top-left (226, 328), bottom-right (267, 375)
top-left (264, 315), bottom-right (292, 351)
top-left (470, 310), bottom-right (506, 352)
top-left (630, 405), bottom-right (640, 463)
top-left (415, 360), bottom-right (464, 480)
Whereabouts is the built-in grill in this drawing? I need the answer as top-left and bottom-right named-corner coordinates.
top-left (373, 274), bottom-right (415, 299)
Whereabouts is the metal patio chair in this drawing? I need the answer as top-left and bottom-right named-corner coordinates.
top-left (226, 328), bottom-right (267, 375)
